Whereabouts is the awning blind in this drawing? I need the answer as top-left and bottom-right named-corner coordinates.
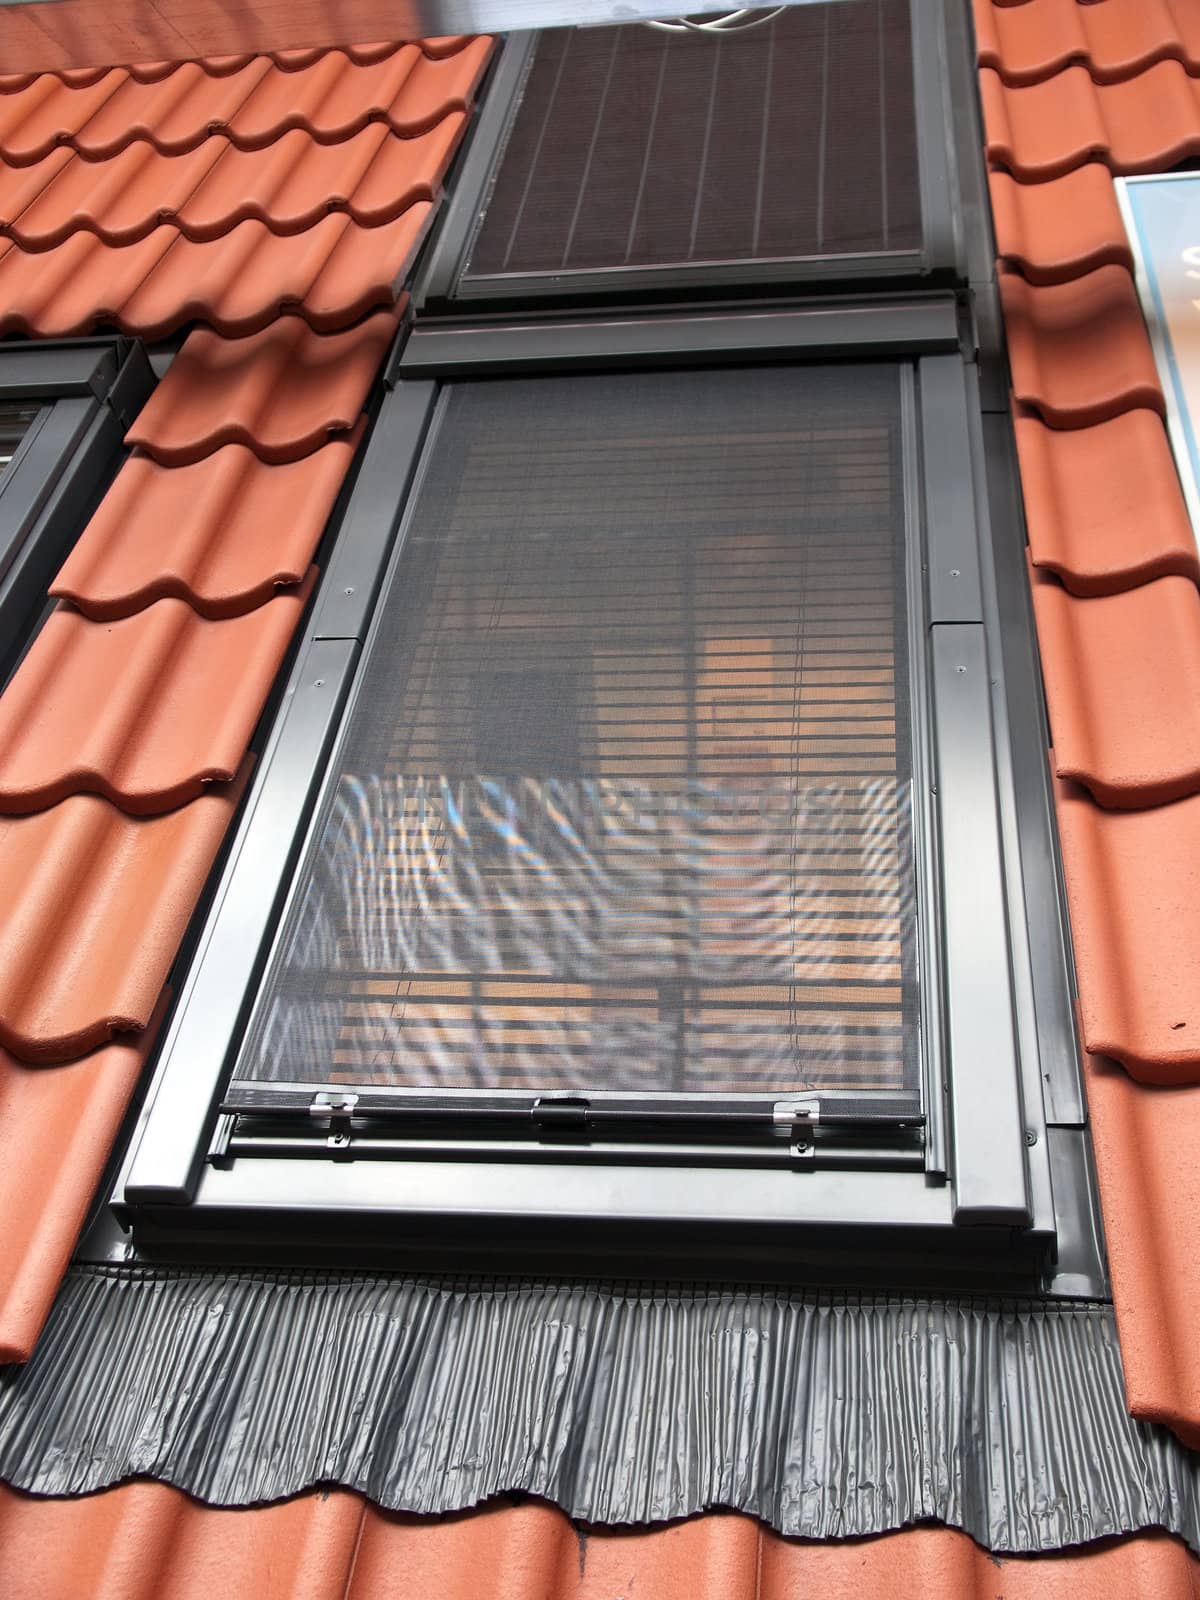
top-left (238, 365), bottom-right (918, 1101)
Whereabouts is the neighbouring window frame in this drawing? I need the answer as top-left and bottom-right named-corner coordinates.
top-left (114, 298), bottom-right (1100, 1294)
top-left (0, 338), bottom-right (154, 682)
top-left (416, 0), bottom-right (960, 315)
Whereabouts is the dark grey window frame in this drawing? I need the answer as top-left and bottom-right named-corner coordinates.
top-left (112, 296), bottom-right (1101, 1296)
top-left (416, 0), bottom-right (960, 314)
top-left (0, 338), bottom-right (154, 681)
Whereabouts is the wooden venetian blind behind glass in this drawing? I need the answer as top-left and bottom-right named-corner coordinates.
top-left (239, 365), bottom-right (918, 1100)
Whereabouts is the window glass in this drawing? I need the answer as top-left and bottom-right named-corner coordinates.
top-left (236, 365), bottom-right (918, 1104)
top-left (0, 402), bottom-right (39, 473)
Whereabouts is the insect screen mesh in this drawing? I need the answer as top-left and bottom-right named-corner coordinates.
top-left (237, 365), bottom-right (918, 1100)
top-left (463, 0), bottom-right (920, 281)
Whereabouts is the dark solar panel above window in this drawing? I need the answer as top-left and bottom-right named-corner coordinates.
top-left (463, 1), bottom-right (920, 282)
top-left (236, 365), bottom-right (918, 1103)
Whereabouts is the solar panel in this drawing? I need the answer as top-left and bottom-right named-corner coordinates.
top-left (464, 0), bottom-right (920, 282)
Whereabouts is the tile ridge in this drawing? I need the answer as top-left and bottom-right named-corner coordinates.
top-left (0, 117), bottom-right (462, 254)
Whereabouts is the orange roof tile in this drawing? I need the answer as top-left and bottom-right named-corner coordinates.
top-left (0, 116), bottom-right (464, 248)
top-left (52, 426), bottom-right (363, 619)
top-left (1031, 567), bottom-right (1200, 808)
top-left (126, 310), bottom-right (397, 462)
top-left (981, 59), bottom-right (1200, 178)
top-left (0, 1014), bottom-right (162, 1361)
top-left (975, 0), bottom-right (1200, 86)
top-left (1085, 1049), bottom-right (1200, 1448)
top-left (0, 577), bottom-right (314, 814)
top-left (987, 163), bottom-right (1130, 284)
top-left (978, 0), bottom-right (1200, 1448)
top-left (0, 206), bottom-right (429, 338)
top-left (0, 23), bottom-right (483, 1372)
top-left (0, 771), bottom-right (248, 1063)
top-left (0, 42), bottom-right (488, 165)
top-left (1053, 778), bottom-right (1200, 1084)
top-left (0, 1490), bottom-right (1197, 1600)
top-left (1014, 406), bottom-right (1200, 596)
top-left (1000, 264), bottom-right (1164, 425)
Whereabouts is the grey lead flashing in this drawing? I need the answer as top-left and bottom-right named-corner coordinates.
top-left (1, 1266), bottom-right (1194, 1552)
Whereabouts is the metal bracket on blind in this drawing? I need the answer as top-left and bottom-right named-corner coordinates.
top-left (310, 1092), bottom-right (359, 1158)
top-left (772, 1096), bottom-right (821, 1134)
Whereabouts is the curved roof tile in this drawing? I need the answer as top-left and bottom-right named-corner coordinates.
top-left (0, 26), bottom-right (484, 1388)
top-left (1014, 406), bottom-right (1200, 596)
top-left (0, 1015), bottom-right (162, 1362)
top-left (0, 770), bottom-right (248, 1064)
top-left (0, 577), bottom-right (314, 814)
top-left (52, 427), bottom-right (363, 620)
top-left (0, 43), bottom-right (443, 95)
top-left (2, 1487), bottom-right (1195, 1600)
top-left (1053, 776), bottom-right (1200, 1084)
top-left (0, 206), bottom-right (429, 339)
top-left (1031, 566), bottom-right (1200, 808)
top-left (975, 0), bottom-right (1200, 87)
top-left (1000, 265), bottom-right (1164, 426)
top-left (126, 311), bottom-right (396, 464)
top-left (0, 40), bottom-right (489, 165)
top-left (987, 163), bottom-right (1131, 284)
top-left (1085, 1049), bottom-right (1200, 1448)
top-left (0, 117), bottom-right (463, 248)
top-left (980, 0), bottom-right (1200, 1450)
top-left (981, 59), bottom-right (1200, 177)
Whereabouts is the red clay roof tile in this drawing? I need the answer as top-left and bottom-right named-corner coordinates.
top-left (987, 163), bottom-right (1131, 284)
top-left (2, 1489), bottom-right (1196, 1600)
top-left (0, 770), bottom-right (248, 1063)
top-left (126, 310), bottom-right (397, 464)
top-left (1031, 566), bottom-right (1200, 808)
top-left (999, 265), bottom-right (1164, 426)
top-left (1013, 406), bottom-right (1200, 596)
top-left (981, 59), bottom-right (1200, 178)
top-left (1085, 1048), bottom-right (1200, 1448)
top-left (0, 1011), bottom-right (163, 1361)
top-left (0, 117), bottom-right (463, 249)
top-left (975, 0), bottom-right (1200, 86)
top-left (52, 426), bottom-right (363, 620)
top-left (0, 206), bottom-right (429, 338)
top-left (1053, 775), bottom-right (1200, 1083)
top-left (0, 40), bottom-right (488, 166)
top-left (0, 576), bottom-right (314, 814)
top-left (979, 0), bottom-right (1200, 1457)
top-left (0, 24), bottom-right (476, 1398)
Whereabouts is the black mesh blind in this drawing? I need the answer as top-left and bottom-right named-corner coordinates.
top-left (238, 366), bottom-right (917, 1100)
top-left (464, 0), bottom-right (920, 281)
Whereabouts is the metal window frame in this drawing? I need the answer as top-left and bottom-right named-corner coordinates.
top-left (114, 295), bottom-right (1100, 1291)
top-left (414, 0), bottom-right (962, 314)
top-left (0, 337), bottom-right (155, 682)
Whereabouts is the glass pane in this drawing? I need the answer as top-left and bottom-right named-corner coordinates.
top-left (464, 0), bottom-right (919, 280)
top-left (0, 402), bottom-right (38, 473)
top-left (239, 365), bottom-right (918, 1099)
